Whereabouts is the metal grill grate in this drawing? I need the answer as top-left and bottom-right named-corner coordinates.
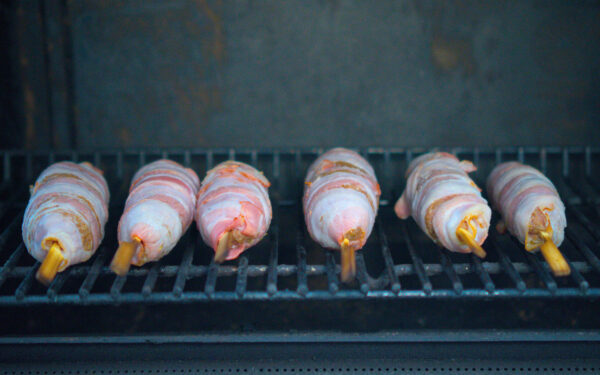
top-left (0, 147), bottom-right (599, 305)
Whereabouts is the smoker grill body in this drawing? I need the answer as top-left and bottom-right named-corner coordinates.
top-left (2, 0), bottom-right (600, 373)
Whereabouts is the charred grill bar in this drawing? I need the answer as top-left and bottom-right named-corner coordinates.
top-left (0, 147), bottom-right (599, 305)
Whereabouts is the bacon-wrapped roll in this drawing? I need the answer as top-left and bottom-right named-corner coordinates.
top-left (22, 161), bottom-right (110, 284)
top-left (303, 148), bottom-right (380, 282)
top-left (196, 161), bottom-right (271, 262)
top-left (110, 160), bottom-right (200, 275)
top-left (487, 162), bottom-right (569, 276)
top-left (394, 152), bottom-right (490, 257)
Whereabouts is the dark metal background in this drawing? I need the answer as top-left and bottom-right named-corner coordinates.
top-left (2, 0), bottom-right (600, 149)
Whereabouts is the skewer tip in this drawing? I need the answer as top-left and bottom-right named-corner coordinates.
top-left (456, 227), bottom-right (487, 258)
top-left (539, 231), bottom-right (570, 277)
top-left (214, 231), bottom-right (232, 263)
top-left (340, 238), bottom-right (356, 283)
top-left (36, 243), bottom-right (65, 286)
top-left (110, 237), bottom-right (141, 276)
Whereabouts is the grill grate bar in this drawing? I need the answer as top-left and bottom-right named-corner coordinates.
top-left (116, 151), bottom-right (123, 180)
top-left (15, 262), bottom-right (38, 300)
top-left (5, 147), bottom-right (598, 158)
top-left (523, 250), bottom-right (558, 294)
top-left (205, 151), bottom-right (214, 174)
top-left (491, 236), bottom-right (526, 292)
top-left (235, 254), bottom-right (249, 298)
top-left (562, 148), bottom-right (570, 177)
top-left (266, 221), bottom-right (279, 295)
top-left (3, 287), bottom-right (600, 305)
top-left (438, 248), bottom-right (463, 295)
top-left (471, 254), bottom-right (495, 293)
top-left (296, 239), bottom-right (308, 296)
top-left (472, 148), bottom-right (480, 176)
top-left (517, 147), bottom-right (525, 163)
top-left (546, 190), bottom-right (597, 291)
top-left (293, 152), bottom-right (308, 296)
top-left (141, 262), bottom-right (160, 297)
top-left (383, 150), bottom-right (393, 201)
top-left (172, 232), bottom-right (195, 297)
top-left (325, 251), bottom-right (339, 294)
top-left (564, 177), bottom-right (594, 204)
top-left (539, 148), bottom-right (547, 175)
top-left (93, 152), bottom-right (101, 168)
top-left (204, 259), bottom-right (219, 297)
top-left (566, 227), bottom-right (600, 274)
top-left (47, 267), bottom-right (72, 301)
top-left (78, 246), bottom-right (109, 300)
top-left (267, 152), bottom-right (280, 295)
top-left (402, 222), bottom-right (432, 294)
top-left (377, 220), bottom-right (401, 293)
top-left (563, 177), bottom-right (600, 219)
top-left (184, 150), bottom-right (192, 167)
top-left (110, 274), bottom-right (127, 301)
top-left (561, 249), bottom-right (590, 293)
top-left (355, 251), bottom-right (370, 294)
top-left (2, 260), bottom-right (593, 280)
top-left (565, 202), bottom-right (600, 243)
top-left (0, 244), bottom-right (25, 289)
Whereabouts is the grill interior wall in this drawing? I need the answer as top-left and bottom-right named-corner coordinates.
top-left (2, 1), bottom-right (600, 149)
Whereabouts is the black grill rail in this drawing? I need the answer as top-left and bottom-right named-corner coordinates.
top-left (0, 147), bottom-right (599, 305)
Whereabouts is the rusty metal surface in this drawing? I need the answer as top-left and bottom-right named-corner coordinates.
top-left (1, 0), bottom-right (52, 150)
top-left (3, 0), bottom-right (600, 149)
top-left (0, 2), bottom-right (18, 149)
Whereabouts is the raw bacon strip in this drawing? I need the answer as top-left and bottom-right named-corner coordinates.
top-left (303, 148), bottom-right (381, 282)
top-left (196, 161), bottom-right (271, 262)
top-left (22, 161), bottom-right (110, 285)
top-left (395, 152), bottom-right (490, 256)
top-left (487, 162), bottom-right (569, 276)
top-left (111, 160), bottom-right (200, 275)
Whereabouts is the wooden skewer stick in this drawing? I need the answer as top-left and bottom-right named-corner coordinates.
top-left (456, 227), bottom-right (487, 258)
top-left (340, 238), bottom-right (356, 283)
top-left (539, 231), bottom-right (571, 277)
top-left (214, 231), bottom-right (232, 263)
top-left (36, 243), bottom-right (65, 285)
top-left (110, 236), bottom-right (142, 276)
